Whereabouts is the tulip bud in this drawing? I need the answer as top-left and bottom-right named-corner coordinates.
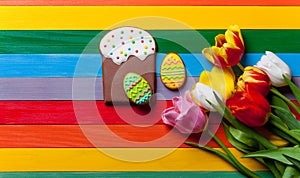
top-left (161, 91), bottom-right (208, 134)
top-left (202, 25), bottom-right (245, 68)
top-left (255, 51), bottom-right (292, 87)
top-left (190, 82), bottom-right (224, 111)
top-left (226, 90), bottom-right (271, 127)
top-left (237, 66), bottom-right (271, 96)
top-left (200, 66), bottom-right (236, 100)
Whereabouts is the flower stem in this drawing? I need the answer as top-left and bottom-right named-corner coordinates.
top-left (207, 131), bottom-right (260, 178)
top-left (184, 142), bottom-right (235, 165)
top-left (237, 62), bottom-right (245, 71)
top-left (269, 113), bottom-right (300, 145)
top-left (211, 100), bottom-right (277, 149)
top-left (270, 87), bottom-right (300, 116)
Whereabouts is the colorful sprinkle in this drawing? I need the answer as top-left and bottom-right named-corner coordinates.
top-left (121, 31), bottom-right (124, 34)
top-left (128, 48), bottom-right (131, 51)
top-left (110, 52), bottom-right (113, 55)
top-left (120, 50), bottom-right (123, 54)
top-left (135, 50), bottom-right (139, 53)
top-left (144, 45), bottom-right (148, 49)
top-left (141, 40), bottom-right (144, 43)
top-left (120, 36), bottom-right (123, 39)
top-left (104, 45), bottom-right (107, 48)
top-left (141, 36), bottom-right (144, 39)
top-left (112, 35), bottom-right (115, 38)
top-left (144, 51), bottom-right (147, 55)
top-left (124, 54), bottom-right (128, 57)
top-left (112, 44), bottom-right (115, 48)
top-left (139, 31), bottom-right (142, 34)
top-left (130, 29), bottom-right (134, 33)
top-left (121, 42), bottom-right (125, 45)
top-left (129, 35), bottom-right (133, 39)
top-left (116, 56), bottom-right (119, 60)
top-left (132, 40), bottom-right (135, 44)
top-left (152, 48), bottom-right (155, 51)
top-left (149, 39), bottom-right (153, 43)
top-left (107, 39), bottom-right (110, 42)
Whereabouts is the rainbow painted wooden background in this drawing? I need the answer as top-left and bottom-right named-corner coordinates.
top-left (0, 1), bottom-right (300, 177)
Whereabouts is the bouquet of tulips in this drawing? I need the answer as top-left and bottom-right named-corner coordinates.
top-left (161, 25), bottom-right (300, 178)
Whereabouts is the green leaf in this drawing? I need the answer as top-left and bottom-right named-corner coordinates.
top-left (222, 123), bottom-right (254, 153)
top-left (291, 129), bottom-right (300, 137)
top-left (271, 106), bottom-right (300, 130)
top-left (275, 161), bottom-right (286, 175)
top-left (282, 166), bottom-right (300, 178)
top-left (283, 75), bottom-right (300, 104)
top-left (270, 94), bottom-right (290, 111)
top-left (263, 159), bottom-right (284, 178)
top-left (285, 155), bottom-right (300, 171)
top-left (242, 146), bottom-right (300, 165)
top-left (228, 126), bottom-right (259, 148)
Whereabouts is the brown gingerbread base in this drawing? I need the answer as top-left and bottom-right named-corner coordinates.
top-left (102, 54), bottom-right (156, 105)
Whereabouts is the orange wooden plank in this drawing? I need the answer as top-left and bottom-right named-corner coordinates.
top-left (0, 0), bottom-right (298, 6)
top-left (0, 125), bottom-right (230, 148)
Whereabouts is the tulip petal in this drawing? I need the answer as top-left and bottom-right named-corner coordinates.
top-left (199, 66), bottom-right (235, 100)
top-left (225, 24), bottom-right (245, 51)
top-left (255, 51), bottom-right (292, 87)
top-left (215, 34), bottom-right (226, 47)
top-left (202, 25), bottom-right (245, 68)
top-left (226, 90), bottom-right (270, 127)
top-left (161, 91), bottom-right (208, 134)
top-left (190, 82), bottom-right (224, 111)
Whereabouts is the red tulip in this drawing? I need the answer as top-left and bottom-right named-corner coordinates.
top-left (202, 25), bottom-right (245, 68)
top-left (237, 66), bottom-right (271, 96)
top-left (226, 90), bottom-right (271, 127)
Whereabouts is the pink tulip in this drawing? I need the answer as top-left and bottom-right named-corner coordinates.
top-left (161, 91), bottom-right (208, 134)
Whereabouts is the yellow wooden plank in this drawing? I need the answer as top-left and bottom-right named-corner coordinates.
top-left (0, 148), bottom-right (267, 171)
top-left (0, 6), bottom-right (300, 30)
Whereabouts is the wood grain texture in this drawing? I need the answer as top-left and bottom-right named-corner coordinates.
top-left (0, 171), bottom-right (273, 178)
top-left (0, 100), bottom-right (171, 124)
top-left (0, 54), bottom-right (300, 77)
top-left (0, 148), bottom-right (266, 171)
top-left (2, 30), bottom-right (300, 53)
top-left (1, 6), bottom-right (300, 30)
top-left (0, 124), bottom-right (230, 148)
top-left (0, 0), bottom-right (298, 6)
top-left (0, 77), bottom-right (299, 100)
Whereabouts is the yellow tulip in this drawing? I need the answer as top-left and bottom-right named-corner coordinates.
top-left (199, 66), bottom-right (235, 100)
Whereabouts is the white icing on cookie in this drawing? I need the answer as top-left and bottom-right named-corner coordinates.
top-left (99, 27), bottom-right (156, 65)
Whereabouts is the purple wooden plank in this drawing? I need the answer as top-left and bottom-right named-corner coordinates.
top-left (0, 77), bottom-right (298, 100)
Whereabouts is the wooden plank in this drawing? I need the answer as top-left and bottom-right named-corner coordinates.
top-left (0, 77), bottom-right (299, 100)
top-left (2, 30), bottom-right (300, 53)
top-left (0, 0), bottom-right (297, 6)
top-left (1, 6), bottom-right (300, 30)
top-left (0, 148), bottom-right (266, 171)
top-left (0, 124), bottom-right (230, 148)
top-left (0, 171), bottom-right (273, 178)
top-left (0, 53), bottom-right (300, 78)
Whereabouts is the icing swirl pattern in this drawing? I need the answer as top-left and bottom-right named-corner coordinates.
top-left (99, 26), bottom-right (156, 65)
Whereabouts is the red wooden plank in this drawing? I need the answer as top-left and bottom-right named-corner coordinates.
top-left (0, 100), bottom-right (172, 125)
top-left (0, 0), bottom-right (298, 6)
top-left (0, 125), bottom-right (230, 148)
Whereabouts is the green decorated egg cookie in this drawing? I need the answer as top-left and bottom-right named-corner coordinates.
top-left (123, 72), bottom-right (152, 105)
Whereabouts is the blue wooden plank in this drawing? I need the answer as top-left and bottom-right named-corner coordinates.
top-left (0, 53), bottom-right (299, 77)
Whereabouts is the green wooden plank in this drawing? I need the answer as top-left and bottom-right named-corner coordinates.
top-left (1, 30), bottom-right (300, 54)
top-left (0, 171), bottom-right (273, 178)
